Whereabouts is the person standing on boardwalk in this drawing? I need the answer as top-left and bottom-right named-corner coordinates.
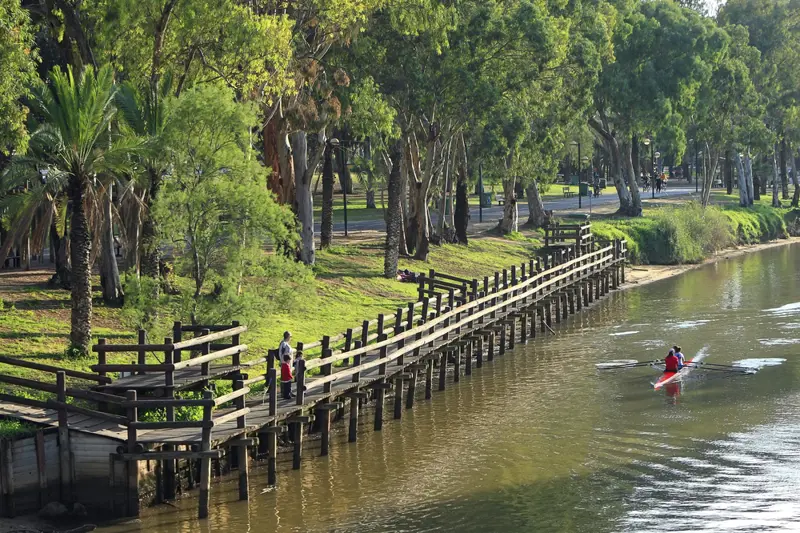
top-left (279, 331), bottom-right (293, 367)
top-left (281, 354), bottom-right (294, 399)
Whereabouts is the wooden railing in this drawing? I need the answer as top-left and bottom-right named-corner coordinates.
top-left (544, 222), bottom-right (593, 252)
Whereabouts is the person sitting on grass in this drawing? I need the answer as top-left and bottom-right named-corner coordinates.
top-left (281, 354), bottom-right (294, 400)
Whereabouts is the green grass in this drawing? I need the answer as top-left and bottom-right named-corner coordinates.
top-left (593, 199), bottom-right (796, 265)
top-left (0, 418), bottom-right (38, 440)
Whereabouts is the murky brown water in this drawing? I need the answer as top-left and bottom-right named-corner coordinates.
top-left (103, 244), bottom-right (800, 533)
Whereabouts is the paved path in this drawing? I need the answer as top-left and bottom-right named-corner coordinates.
top-left (319, 185), bottom-right (699, 234)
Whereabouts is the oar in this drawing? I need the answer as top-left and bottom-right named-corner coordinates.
top-left (595, 360), bottom-right (660, 370)
top-left (687, 363), bottom-right (756, 374)
top-left (688, 362), bottom-right (753, 371)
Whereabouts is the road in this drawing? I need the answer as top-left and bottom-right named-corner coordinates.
top-left (320, 185), bottom-right (698, 234)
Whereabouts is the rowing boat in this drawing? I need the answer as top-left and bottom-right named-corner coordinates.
top-left (653, 351), bottom-right (706, 390)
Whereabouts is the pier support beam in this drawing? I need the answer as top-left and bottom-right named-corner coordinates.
top-left (407, 366), bottom-right (423, 408)
top-left (289, 416), bottom-right (310, 470)
top-left (488, 332), bottom-right (495, 361)
top-left (438, 352), bottom-right (447, 391)
top-left (476, 336), bottom-right (484, 368)
top-left (425, 359), bottom-right (433, 400)
top-left (265, 426), bottom-right (280, 485)
top-left (346, 393), bottom-right (367, 442)
top-left (374, 382), bottom-right (389, 431)
top-left (236, 443), bottom-right (249, 500)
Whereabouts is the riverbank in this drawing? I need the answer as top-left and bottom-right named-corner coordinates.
top-left (625, 236), bottom-right (800, 287)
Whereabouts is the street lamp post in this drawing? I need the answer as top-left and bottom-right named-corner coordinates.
top-left (572, 141), bottom-right (582, 209)
top-left (694, 138), bottom-right (699, 194)
top-left (583, 155), bottom-right (591, 214)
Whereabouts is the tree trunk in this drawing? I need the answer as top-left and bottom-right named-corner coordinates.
top-left (725, 149), bottom-right (733, 195)
top-left (454, 155), bottom-right (469, 245)
top-left (780, 140), bottom-right (789, 200)
top-left (745, 152), bottom-right (756, 204)
top-left (526, 180), bottom-right (549, 227)
top-left (621, 139), bottom-right (642, 216)
top-left (100, 184), bottom-right (123, 305)
top-left (366, 190), bottom-right (376, 209)
top-left (588, 118), bottom-right (634, 215)
top-left (140, 168), bottom-right (161, 278)
top-left (792, 145), bottom-right (800, 208)
top-left (772, 148), bottom-right (782, 208)
top-left (68, 175), bottom-right (92, 356)
top-left (411, 180), bottom-right (430, 260)
top-left (736, 152), bottom-right (749, 207)
top-left (398, 155), bottom-right (410, 255)
top-left (498, 177), bottom-right (518, 234)
top-left (321, 143), bottom-right (334, 249)
top-left (49, 221), bottom-right (71, 289)
top-left (292, 131), bottom-right (314, 265)
top-left (632, 134), bottom-right (640, 184)
top-left (278, 123), bottom-right (296, 208)
top-left (384, 143), bottom-right (403, 278)
top-left (263, 120), bottom-right (288, 203)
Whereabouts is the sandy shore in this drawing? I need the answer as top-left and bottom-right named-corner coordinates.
top-left (624, 237), bottom-right (800, 288)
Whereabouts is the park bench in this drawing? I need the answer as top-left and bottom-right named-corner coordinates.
top-left (562, 186), bottom-right (575, 198)
top-left (497, 197), bottom-right (505, 206)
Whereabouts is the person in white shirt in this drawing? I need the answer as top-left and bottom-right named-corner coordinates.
top-left (673, 345), bottom-right (685, 369)
top-left (278, 331), bottom-right (293, 368)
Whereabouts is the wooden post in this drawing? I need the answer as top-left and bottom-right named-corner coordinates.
top-left (595, 275), bottom-right (601, 300)
top-left (453, 347), bottom-right (461, 383)
top-left (407, 302), bottom-right (415, 331)
top-left (321, 336), bottom-right (332, 394)
top-left (231, 321), bottom-right (241, 366)
top-left (554, 296), bottom-right (561, 323)
top-left (162, 337), bottom-right (176, 501)
top-left (296, 359), bottom-right (306, 405)
top-left (438, 351), bottom-right (447, 391)
top-left (198, 390), bottom-right (213, 519)
top-left (361, 320), bottom-right (369, 347)
top-left (172, 322), bottom-right (183, 363)
top-left (233, 380), bottom-right (248, 501)
top-left (476, 336), bottom-right (484, 368)
top-left (425, 359), bottom-right (433, 400)
top-left (377, 314), bottom-right (388, 375)
top-left (348, 396), bottom-right (359, 443)
top-left (374, 382), bottom-right (386, 431)
top-left (291, 418), bottom-right (308, 470)
top-left (124, 389), bottom-right (138, 517)
top-left (487, 332), bottom-right (495, 361)
top-left (318, 407), bottom-right (332, 456)
top-left (394, 377), bottom-right (404, 419)
top-left (0, 439), bottom-right (14, 517)
top-left (465, 341), bottom-right (473, 376)
top-left (352, 340), bottom-right (363, 383)
top-left (419, 299), bottom-right (429, 327)
top-left (343, 328), bottom-right (353, 365)
top-left (483, 276), bottom-right (489, 294)
top-left (417, 273), bottom-right (426, 301)
top-left (97, 338), bottom-right (107, 381)
top-left (137, 330), bottom-right (147, 375)
top-left (200, 328), bottom-right (211, 378)
top-left (569, 290), bottom-right (576, 314)
top-left (56, 372), bottom-right (74, 507)
top-left (34, 430), bottom-right (47, 508)
top-left (267, 368), bottom-right (278, 486)
top-left (499, 326), bottom-right (507, 355)
top-left (509, 319), bottom-right (516, 349)
top-left (493, 272), bottom-right (499, 293)
top-left (406, 368), bottom-right (418, 409)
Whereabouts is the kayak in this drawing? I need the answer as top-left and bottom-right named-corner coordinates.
top-left (653, 351), bottom-right (706, 390)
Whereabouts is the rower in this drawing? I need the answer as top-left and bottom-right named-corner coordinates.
top-left (664, 349), bottom-right (679, 373)
top-left (673, 345), bottom-right (685, 369)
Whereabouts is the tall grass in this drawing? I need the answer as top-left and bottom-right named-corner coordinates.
top-left (594, 202), bottom-right (786, 265)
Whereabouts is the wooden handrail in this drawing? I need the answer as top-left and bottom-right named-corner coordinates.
top-left (91, 363), bottom-right (174, 373)
top-left (172, 326), bottom-right (248, 351)
top-left (121, 398), bottom-right (215, 408)
top-left (172, 345), bottom-right (248, 371)
top-left (213, 386), bottom-right (251, 407)
top-left (305, 245), bottom-right (614, 372)
top-left (0, 356), bottom-right (111, 384)
top-left (92, 343), bottom-right (172, 353)
top-left (212, 407), bottom-right (250, 427)
top-left (46, 400), bottom-right (128, 426)
top-left (304, 250), bottom-right (616, 390)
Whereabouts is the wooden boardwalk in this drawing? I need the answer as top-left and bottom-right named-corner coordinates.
top-left (0, 233), bottom-right (626, 521)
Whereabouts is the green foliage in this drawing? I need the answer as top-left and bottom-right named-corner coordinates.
top-left (0, 419), bottom-right (37, 440)
top-left (596, 202), bottom-right (790, 265)
top-left (0, 0), bottom-right (37, 153)
top-left (156, 83), bottom-right (297, 300)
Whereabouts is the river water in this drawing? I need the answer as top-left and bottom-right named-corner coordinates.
top-left (105, 244), bottom-right (800, 533)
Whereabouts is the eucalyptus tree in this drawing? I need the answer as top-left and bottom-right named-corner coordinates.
top-left (0, 0), bottom-right (37, 156)
top-left (590, 0), bottom-right (726, 216)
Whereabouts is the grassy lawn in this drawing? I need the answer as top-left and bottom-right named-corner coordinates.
top-left (0, 235), bottom-right (543, 386)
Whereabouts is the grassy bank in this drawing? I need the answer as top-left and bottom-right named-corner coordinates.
top-left (0, 237), bottom-right (540, 383)
top-left (592, 197), bottom-right (798, 265)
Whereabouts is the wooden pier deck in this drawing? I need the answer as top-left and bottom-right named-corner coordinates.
top-left (0, 234), bottom-right (626, 521)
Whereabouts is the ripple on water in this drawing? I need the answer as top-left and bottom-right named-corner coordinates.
top-left (610, 331), bottom-right (639, 337)
top-left (764, 301), bottom-right (800, 315)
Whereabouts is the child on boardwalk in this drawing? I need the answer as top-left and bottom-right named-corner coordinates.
top-left (281, 354), bottom-right (294, 399)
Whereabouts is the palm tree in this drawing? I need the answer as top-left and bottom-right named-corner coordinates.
top-left (29, 64), bottom-right (128, 355)
top-left (114, 75), bottom-right (172, 278)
